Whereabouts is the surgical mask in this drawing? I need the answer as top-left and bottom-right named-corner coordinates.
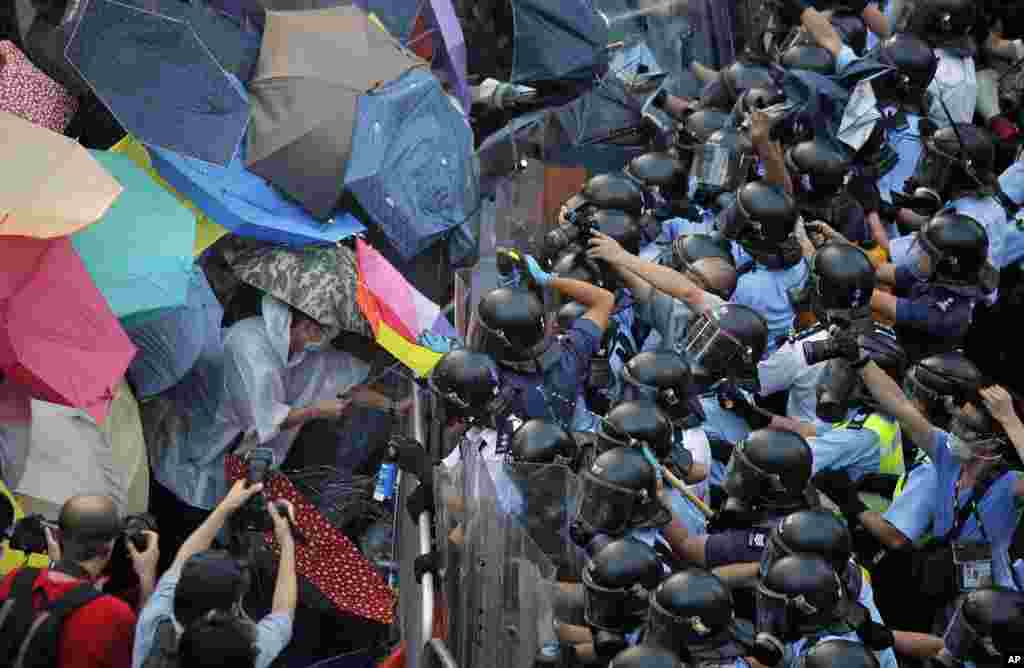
top-left (947, 417), bottom-right (1004, 462)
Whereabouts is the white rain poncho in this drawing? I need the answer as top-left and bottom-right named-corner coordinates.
top-left (149, 294), bottom-right (369, 510)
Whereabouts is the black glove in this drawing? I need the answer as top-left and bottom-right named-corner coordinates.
top-left (388, 434), bottom-right (431, 479)
top-left (812, 470), bottom-right (868, 521)
top-left (594, 630), bottom-right (629, 661)
top-left (405, 481), bottom-right (435, 523)
top-left (413, 550), bottom-right (441, 583)
top-left (717, 382), bottom-right (773, 430)
top-left (847, 173), bottom-right (882, 214)
top-left (774, 0), bottom-right (810, 27)
top-left (830, 328), bottom-right (867, 366)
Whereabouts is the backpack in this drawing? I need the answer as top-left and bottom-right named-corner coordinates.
top-left (0, 567), bottom-right (105, 668)
top-left (140, 618), bottom-right (180, 668)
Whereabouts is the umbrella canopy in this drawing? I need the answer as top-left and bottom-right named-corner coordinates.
top-left (246, 4), bottom-right (425, 220)
top-left (0, 40), bottom-right (77, 132)
top-left (65, 0), bottom-right (252, 165)
top-left (124, 267), bottom-right (223, 399)
top-left (510, 0), bottom-right (609, 85)
top-left (16, 0), bottom-right (92, 98)
top-left (70, 151), bottom-right (196, 324)
top-left (0, 110), bottom-right (123, 238)
top-left (345, 68), bottom-right (479, 260)
top-left (111, 135), bottom-right (229, 257)
top-left (148, 143), bottom-right (365, 247)
top-left (356, 0), bottom-right (469, 112)
top-left (355, 238), bottom-right (455, 376)
top-left (229, 244), bottom-right (373, 337)
top-left (0, 236), bottom-right (136, 423)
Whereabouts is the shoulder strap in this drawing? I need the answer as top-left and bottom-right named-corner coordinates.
top-left (945, 466), bottom-right (1006, 543)
top-left (12, 583), bottom-right (104, 668)
top-left (0, 569), bottom-right (42, 663)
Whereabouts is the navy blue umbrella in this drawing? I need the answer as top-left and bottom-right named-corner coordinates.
top-left (510, 0), bottom-right (610, 85)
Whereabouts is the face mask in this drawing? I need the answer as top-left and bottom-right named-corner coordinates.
top-left (304, 338), bottom-right (329, 353)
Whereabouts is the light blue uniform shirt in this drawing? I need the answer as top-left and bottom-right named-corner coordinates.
top-left (998, 160), bottom-right (1024, 265)
top-left (133, 566), bottom-right (294, 668)
top-left (929, 430), bottom-right (1022, 590)
top-left (806, 414), bottom-right (900, 483)
top-left (883, 462), bottom-right (938, 542)
top-left (700, 394), bottom-right (753, 487)
top-left (730, 244), bottom-right (809, 354)
top-left (836, 45), bottom-right (924, 205)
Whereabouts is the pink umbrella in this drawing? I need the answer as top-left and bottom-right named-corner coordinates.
top-left (0, 236), bottom-right (136, 424)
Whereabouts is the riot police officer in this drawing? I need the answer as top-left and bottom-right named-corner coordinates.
top-left (558, 537), bottom-right (667, 663)
top-left (870, 211), bottom-right (990, 361)
top-left (624, 152), bottom-right (691, 220)
top-left (470, 257), bottom-right (614, 431)
top-left (560, 172), bottom-right (647, 226)
top-left (508, 418), bottom-right (579, 466)
top-left (659, 429), bottom-right (815, 569)
top-left (786, 138), bottom-right (870, 244)
top-left (718, 181), bottom-right (811, 353)
top-left (932, 588), bottom-right (1024, 666)
top-left (643, 569), bottom-right (755, 668)
top-left (758, 242), bottom-right (877, 429)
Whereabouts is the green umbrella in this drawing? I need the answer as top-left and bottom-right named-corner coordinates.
top-left (71, 151), bottom-right (197, 326)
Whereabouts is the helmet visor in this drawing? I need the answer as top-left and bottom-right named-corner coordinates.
top-left (689, 143), bottom-right (741, 201)
top-left (583, 566), bottom-right (650, 631)
top-left (574, 470), bottom-right (643, 536)
top-left (948, 415), bottom-right (1005, 459)
top-left (682, 311), bottom-right (751, 383)
top-left (645, 595), bottom-right (725, 651)
top-left (759, 527), bottom-right (791, 579)
top-left (722, 439), bottom-right (787, 503)
top-left (755, 582), bottom-right (822, 642)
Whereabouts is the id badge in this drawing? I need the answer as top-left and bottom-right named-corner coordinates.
top-left (953, 543), bottom-right (994, 592)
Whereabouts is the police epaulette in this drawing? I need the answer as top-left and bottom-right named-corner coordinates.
top-left (787, 322), bottom-right (826, 344)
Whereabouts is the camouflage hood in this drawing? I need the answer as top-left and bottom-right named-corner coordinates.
top-left (230, 243), bottom-right (372, 338)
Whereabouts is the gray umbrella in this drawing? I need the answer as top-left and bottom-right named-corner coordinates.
top-left (245, 4), bottom-right (425, 220)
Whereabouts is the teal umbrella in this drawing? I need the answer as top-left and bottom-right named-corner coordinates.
top-left (71, 151), bottom-right (197, 326)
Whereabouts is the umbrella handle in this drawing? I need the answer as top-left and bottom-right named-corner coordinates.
top-left (661, 465), bottom-right (715, 518)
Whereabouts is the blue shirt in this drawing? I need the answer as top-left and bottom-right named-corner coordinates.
top-left (807, 419), bottom-right (892, 483)
top-left (634, 289), bottom-right (695, 352)
top-left (133, 566), bottom-right (294, 668)
top-left (502, 318), bottom-right (602, 430)
top-left (883, 463), bottom-right (939, 542)
top-left (730, 245), bottom-right (809, 353)
top-left (928, 429), bottom-right (1022, 590)
top-left (998, 160), bottom-right (1024, 265)
top-left (893, 265), bottom-right (976, 342)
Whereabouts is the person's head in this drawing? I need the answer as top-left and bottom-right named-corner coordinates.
top-left (908, 211), bottom-right (989, 287)
top-left (681, 302), bottom-right (768, 391)
top-left (667, 234), bottom-right (737, 300)
top-left (582, 537), bottom-right (664, 633)
top-left (174, 550), bottom-right (252, 627)
top-left (810, 243), bottom-right (876, 324)
top-left (177, 611), bottom-right (258, 668)
top-left (57, 495), bottom-right (121, 573)
top-left (719, 182), bottom-right (798, 253)
top-left (785, 137), bottom-right (853, 199)
top-left (872, 33), bottom-right (937, 115)
top-left (908, 123), bottom-right (997, 203)
top-left (288, 306), bottom-right (330, 355)
top-left (470, 287), bottom-right (549, 371)
top-left (428, 349), bottom-right (501, 422)
top-left (723, 429), bottom-right (813, 511)
top-left (903, 351), bottom-right (984, 430)
top-left (947, 399), bottom-right (1008, 466)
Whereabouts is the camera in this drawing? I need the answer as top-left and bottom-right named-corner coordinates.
top-left (816, 358), bottom-right (860, 423)
top-left (542, 217), bottom-right (596, 263)
top-left (122, 513), bottom-right (158, 552)
top-left (236, 448), bottom-right (276, 533)
top-left (8, 514), bottom-right (53, 555)
top-left (803, 335), bottom-right (849, 367)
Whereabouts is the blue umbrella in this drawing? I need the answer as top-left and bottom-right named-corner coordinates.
top-left (65, 0), bottom-right (255, 165)
top-left (148, 143), bottom-right (365, 247)
top-left (71, 151), bottom-right (196, 323)
top-left (510, 0), bottom-right (609, 85)
top-left (344, 68), bottom-right (479, 260)
top-left (123, 267), bottom-right (224, 399)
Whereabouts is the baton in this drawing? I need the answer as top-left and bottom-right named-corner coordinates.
top-left (660, 465), bottom-right (715, 518)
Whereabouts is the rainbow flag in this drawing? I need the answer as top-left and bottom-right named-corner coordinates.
top-left (355, 239), bottom-right (455, 377)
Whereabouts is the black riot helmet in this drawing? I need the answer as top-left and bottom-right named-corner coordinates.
top-left (905, 0), bottom-right (978, 52)
top-left (723, 429), bottom-right (813, 511)
top-left (947, 588), bottom-right (1024, 662)
top-left (583, 538), bottom-right (664, 632)
top-left (573, 446), bottom-right (671, 538)
top-left (802, 639), bottom-right (880, 668)
top-left (720, 181), bottom-right (797, 248)
top-left (509, 419), bottom-right (578, 465)
top-left (671, 234), bottom-right (735, 268)
top-left (721, 62), bottom-right (776, 108)
top-left (908, 124), bottom-right (997, 203)
top-left (780, 44), bottom-right (836, 75)
top-left (579, 173), bottom-right (646, 216)
top-left (622, 352), bottom-right (696, 422)
top-left (644, 570), bottom-right (738, 657)
top-left (682, 302), bottom-right (768, 390)
top-left (597, 400), bottom-right (674, 459)
top-left (625, 152), bottom-right (689, 204)
top-left (810, 243), bottom-right (876, 321)
top-left (679, 109), bottom-right (730, 146)
top-left (609, 646), bottom-right (684, 668)
top-left (761, 510), bottom-right (853, 578)
top-left (872, 33), bottom-right (938, 115)
top-left (785, 137), bottom-right (853, 198)
top-left (756, 554), bottom-right (844, 643)
top-left (912, 211), bottom-right (990, 286)
top-left (556, 300), bottom-right (589, 332)
top-left (471, 288), bottom-right (549, 368)
top-left (552, 247), bottom-right (605, 287)
top-left (741, 87), bottom-right (787, 116)
top-left (903, 351), bottom-right (984, 429)
top-left (666, 236), bottom-right (738, 300)
top-left (428, 350), bottom-right (500, 420)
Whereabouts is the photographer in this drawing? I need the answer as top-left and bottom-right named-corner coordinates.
top-left (0, 495), bottom-right (157, 668)
top-left (133, 480), bottom-right (296, 668)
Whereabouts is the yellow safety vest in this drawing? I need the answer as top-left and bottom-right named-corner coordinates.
top-left (0, 481), bottom-right (50, 574)
top-left (836, 411), bottom-right (904, 477)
